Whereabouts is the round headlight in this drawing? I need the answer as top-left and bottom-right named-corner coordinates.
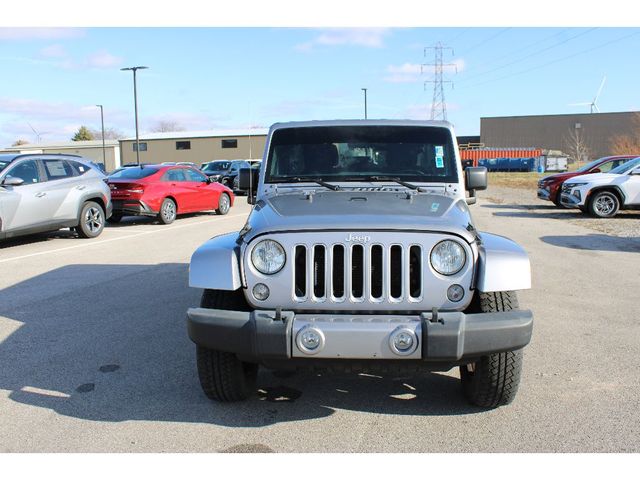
top-left (251, 239), bottom-right (286, 275)
top-left (430, 240), bottom-right (466, 275)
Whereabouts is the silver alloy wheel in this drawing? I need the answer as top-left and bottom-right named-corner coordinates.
top-left (594, 193), bottom-right (617, 216)
top-left (85, 206), bottom-right (104, 233)
top-left (163, 200), bottom-right (176, 221)
top-left (218, 194), bottom-right (230, 214)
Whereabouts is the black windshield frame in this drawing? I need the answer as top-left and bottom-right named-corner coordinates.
top-left (264, 126), bottom-right (458, 185)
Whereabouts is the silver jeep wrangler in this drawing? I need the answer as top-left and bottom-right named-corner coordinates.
top-left (187, 120), bottom-right (533, 408)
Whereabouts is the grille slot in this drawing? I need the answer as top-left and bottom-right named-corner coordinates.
top-left (291, 240), bottom-right (425, 305)
top-left (370, 245), bottom-right (383, 299)
top-left (332, 245), bottom-right (345, 298)
top-left (313, 245), bottom-right (326, 298)
top-left (351, 245), bottom-right (364, 298)
top-left (409, 246), bottom-right (422, 298)
top-left (390, 245), bottom-right (403, 299)
top-left (294, 246), bottom-right (307, 298)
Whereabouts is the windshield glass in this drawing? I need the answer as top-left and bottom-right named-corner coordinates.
top-left (0, 155), bottom-right (18, 174)
top-left (610, 157), bottom-right (640, 174)
top-left (577, 158), bottom-right (608, 173)
top-left (203, 161), bottom-right (231, 172)
top-left (0, 160), bottom-right (11, 174)
top-left (109, 166), bottom-right (159, 179)
top-left (265, 126), bottom-right (458, 184)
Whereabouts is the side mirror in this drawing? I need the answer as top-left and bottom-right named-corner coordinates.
top-left (238, 167), bottom-right (259, 192)
top-left (205, 177), bottom-right (211, 184)
top-left (630, 168), bottom-right (640, 175)
top-left (591, 168), bottom-right (601, 174)
top-left (1, 175), bottom-right (25, 187)
top-left (465, 167), bottom-right (487, 205)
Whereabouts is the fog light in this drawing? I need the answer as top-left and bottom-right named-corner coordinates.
top-left (447, 284), bottom-right (465, 302)
top-left (252, 283), bottom-right (270, 301)
top-left (389, 327), bottom-right (418, 356)
top-left (447, 284), bottom-right (464, 302)
top-left (295, 326), bottom-right (325, 355)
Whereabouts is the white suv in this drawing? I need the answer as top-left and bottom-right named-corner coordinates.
top-left (560, 156), bottom-right (640, 217)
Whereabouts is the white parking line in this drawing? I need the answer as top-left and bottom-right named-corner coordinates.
top-left (0, 213), bottom-right (246, 264)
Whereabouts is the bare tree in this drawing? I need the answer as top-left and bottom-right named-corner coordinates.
top-left (11, 139), bottom-right (29, 146)
top-left (609, 112), bottom-right (640, 155)
top-left (563, 126), bottom-right (592, 166)
top-left (150, 120), bottom-right (186, 133)
top-left (89, 127), bottom-right (124, 140)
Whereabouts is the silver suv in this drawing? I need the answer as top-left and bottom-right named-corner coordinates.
top-left (0, 154), bottom-right (112, 240)
top-left (186, 120), bottom-right (533, 408)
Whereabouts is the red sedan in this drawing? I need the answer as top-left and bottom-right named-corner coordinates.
top-left (537, 155), bottom-right (635, 207)
top-left (107, 165), bottom-right (234, 224)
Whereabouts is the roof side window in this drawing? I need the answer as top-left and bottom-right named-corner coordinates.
top-left (43, 159), bottom-right (75, 181)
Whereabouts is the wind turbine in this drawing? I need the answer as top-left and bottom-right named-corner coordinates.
top-left (569, 76), bottom-right (606, 113)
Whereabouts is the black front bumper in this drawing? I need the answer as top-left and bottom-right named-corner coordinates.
top-left (187, 308), bottom-right (533, 369)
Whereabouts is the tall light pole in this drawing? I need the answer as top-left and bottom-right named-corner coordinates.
top-left (361, 88), bottom-right (368, 119)
top-left (120, 66), bottom-right (148, 165)
top-left (96, 104), bottom-right (106, 170)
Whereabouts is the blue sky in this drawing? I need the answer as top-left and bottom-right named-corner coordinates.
top-left (1, 27), bottom-right (639, 146)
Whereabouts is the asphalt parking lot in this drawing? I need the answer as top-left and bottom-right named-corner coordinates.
top-left (0, 193), bottom-right (638, 453)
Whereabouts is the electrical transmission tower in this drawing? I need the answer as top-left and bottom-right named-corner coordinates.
top-left (422, 42), bottom-right (457, 121)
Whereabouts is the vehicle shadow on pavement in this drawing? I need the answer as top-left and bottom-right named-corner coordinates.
top-left (540, 234), bottom-right (640, 253)
top-left (0, 229), bottom-right (78, 249)
top-left (0, 263), bottom-right (483, 430)
top-left (105, 212), bottom-right (216, 228)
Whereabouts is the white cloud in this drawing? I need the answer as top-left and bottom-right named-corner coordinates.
top-left (0, 28), bottom-right (86, 40)
top-left (295, 28), bottom-right (391, 52)
top-left (85, 50), bottom-right (123, 69)
top-left (384, 59), bottom-right (464, 83)
top-left (39, 44), bottom-right (67, 58)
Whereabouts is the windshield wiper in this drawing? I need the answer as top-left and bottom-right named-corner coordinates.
top-left (365, 176), bottom-right (419, 190)
top-left (272, 176), bottom-right (341, 191)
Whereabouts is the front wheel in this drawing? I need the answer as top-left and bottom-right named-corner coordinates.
top-left (588, 191), bottom-right (620, 218)
top-left (158, 198), bottom-right (177, 224)
top-left (196, 289), bottom-right (257, 401)
top-left (76, 201), bottom-right (105, 238)
top-left (216, 193), bottom-right (231, 215)
top-left (460, 291), bottom-right (523, 408)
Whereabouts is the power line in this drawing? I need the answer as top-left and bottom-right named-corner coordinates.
top-left (459, 28), bottom-right (512, 56)
top-left (460, 29), bottom-right (640, 90)
top-left (457, 27), bottom-right (598, 85)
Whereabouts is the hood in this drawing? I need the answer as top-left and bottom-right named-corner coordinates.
top-left (541, 171), bottom-right (580, 183)
top-left (243, 190), bottom-right (476, 243)
top-left (564, 172), bottom-right (619, 184)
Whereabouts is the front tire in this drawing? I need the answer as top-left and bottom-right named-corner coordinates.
top-left (76, 201), bottom-right (105, 238)
top-left (216, 193), bottom-right (231, 215)
top-left (460, 291), bottom-right (523, 408)
top-left (158, 198), bottom-right (177, 224)
top-left (196, 289), bottom-right (257, 402)
top-left (588, 191), bottom-right (620, 218)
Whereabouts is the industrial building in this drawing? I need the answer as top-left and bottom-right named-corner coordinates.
top-left (480, 111), bottom-right (640, 159)
top-left (119, 129), bottom-right (268, 167)
top-left (0, 140), bottom-right (120, 172)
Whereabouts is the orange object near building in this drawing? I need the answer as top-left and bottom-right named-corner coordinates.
top-left (459, 148), bottom-right (543, 167)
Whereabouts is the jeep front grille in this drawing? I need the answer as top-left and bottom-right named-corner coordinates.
top-left (293, 243), bottom-right (423, 303)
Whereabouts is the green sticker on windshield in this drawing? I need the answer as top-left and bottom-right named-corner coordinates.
top-left (435, 146), bottom-right (444, 168)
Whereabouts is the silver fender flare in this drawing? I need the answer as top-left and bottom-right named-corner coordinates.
top-left (476, 232), bottom-right (531, 292)
top-left (189, 232), bottom-right (242, 290)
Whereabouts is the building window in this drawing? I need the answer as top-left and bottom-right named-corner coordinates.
top-left (133, 142), bottom-right (147, 152)
top-left (221, 139), bottom-right (238, 149)
top-left (176, 141), bottom-right (191, 150)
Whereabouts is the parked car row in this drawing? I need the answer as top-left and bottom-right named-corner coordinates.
top-left (0, 154), bottom-right (235, 242)
top-left (537, 155), bottom-right (640, 217)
